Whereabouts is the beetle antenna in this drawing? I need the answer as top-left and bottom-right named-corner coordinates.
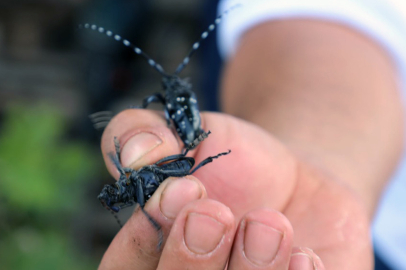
top-left (79, 23), bottom-right (169, 77)
top-left (141, 207), bottom-right (163, 251)
top-left (100, 201), bottom-right (123, 228)
top-left (174, 3), bottom-right (241, 75)
top-left (109, 209), bottom-right (123, 228)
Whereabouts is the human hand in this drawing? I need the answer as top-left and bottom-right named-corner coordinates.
top-left (98, 109), bottom-right (371, 269)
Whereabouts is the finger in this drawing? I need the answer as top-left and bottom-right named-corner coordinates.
top-left (227, 208), bottom-right (294, 270)
top-left (289, 247), bottom-right (325, 270)
top-left (101, 109), bottom-right (181, 178)
top-left (157, 199), bottom-right (236, 270)
top-left (190, 113), bottom-right (297, 221)
top-left (99, 176), bottom-right (206, 270)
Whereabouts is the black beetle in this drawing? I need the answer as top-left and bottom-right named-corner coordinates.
top-left (83, 4), bottom-right (240, 147)
top-left (98, 131), bottom-right (230, 248)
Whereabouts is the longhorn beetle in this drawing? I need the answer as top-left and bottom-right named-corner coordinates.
top-left (82, 4), bottom-right (240, 148)
top-left (98, 131), bottom-right (231, 249)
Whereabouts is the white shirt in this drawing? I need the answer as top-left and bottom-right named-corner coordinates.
top-left (217, 1), bottom-right (406, 269)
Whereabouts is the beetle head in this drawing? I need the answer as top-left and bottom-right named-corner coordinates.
top-left (162, 76), bottom-right (191, 94)
top-left (98, 184), bottom-right (120, 212)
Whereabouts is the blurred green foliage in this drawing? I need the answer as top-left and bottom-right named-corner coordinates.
top-left (0, 103), bottom-right (99, 269)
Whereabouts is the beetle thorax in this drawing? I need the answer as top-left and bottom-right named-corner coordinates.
top-left (162, 76), bottom-right (192, 96)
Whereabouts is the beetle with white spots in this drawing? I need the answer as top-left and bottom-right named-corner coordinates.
top-left (82, 4), bottom-right (240, 148)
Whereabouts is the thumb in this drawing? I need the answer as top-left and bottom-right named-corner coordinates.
top-left (101, 109), bottom-right (182, 178)
top-left (101, 108), bottom-right (298, 223)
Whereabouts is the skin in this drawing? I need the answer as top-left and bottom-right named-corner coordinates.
top-left (98, 20), bottom-right (404, 269)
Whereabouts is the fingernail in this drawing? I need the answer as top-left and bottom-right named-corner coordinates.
top-left (184, 213), bottom-right (225, 254)
top-left (160, 178), bottom-right (202, 219)
top-left (120, 132), bottom-right (162, 167)
top-left (289, 253), bottom-right (315, 270)
top-left (243, 221), bottom-right (283, 266)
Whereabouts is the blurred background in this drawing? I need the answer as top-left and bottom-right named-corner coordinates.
top-left (0, 0), bottom-right (221, 268)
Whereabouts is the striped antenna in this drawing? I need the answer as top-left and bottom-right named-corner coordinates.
top-left (89, 111), bottom-right (113, 131)
top-left (100, 201), bottom-right (123, 228)
top-left (174, 3), bottom-right (241, 75)
top-left (79, 23), bottom-right (169, 77)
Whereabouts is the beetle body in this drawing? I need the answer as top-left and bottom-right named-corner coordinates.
top-left (98, 155), bottom-right (196, 212)
top-left (160, 76), bottom-right (203, 145)
top-left (97, 131), bottom-right (230, 249)
top-left (98, 131), bottom-right (228, 213)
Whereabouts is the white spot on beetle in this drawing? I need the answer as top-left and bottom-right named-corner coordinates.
top-left (156, 64), bottom-right (163, 72)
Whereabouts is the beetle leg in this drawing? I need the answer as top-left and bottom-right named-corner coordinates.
top-left (111, 138), bottom-right (133, 185)
top-left (135, 177), bottom-right (163, 250)
top-left (190, 150), bottom-right (231, 174)
top-left (183, 130), bottom-right (211, 155)
top-left (163, 108), bottom-right (171, 127)
top-left (117, 201), bottom-right (135, 210)
top-left (108, 151), bottom-right (126, 176)
top-left (114, 136), bottom-right (121, 163)
top-left (140, 93), bottom-right (171, 126)
top-left (154, 153), bottom-right (187, 165)
top-left (141, 93), bottom-right (166, 108)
